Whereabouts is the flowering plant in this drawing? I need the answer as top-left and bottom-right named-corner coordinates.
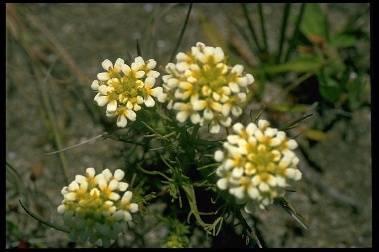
top-left (21, 41), bottom-right (307, 248)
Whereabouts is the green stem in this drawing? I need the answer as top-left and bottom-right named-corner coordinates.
top-left (258, 3), bottom-right (268, 53)
top-left (169, 3), bottom-right (193, 62)
top-left (241, 3), bottom-right (263, 53)
top-left (235, 210), bottom-right (262, 248)
top-left (19, 200), bottom-right (69, 233)
top-left (284, 3), bottom-right (306, 62)
top-left (34, 62), bottom-right (70, 184)
top-left (277, 3), bottom-right (292, 64)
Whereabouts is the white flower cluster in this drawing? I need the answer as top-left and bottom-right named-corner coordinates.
top-left (57, 168), bottom-right (139, 246)
top-left (162, 42), bottom-right (254, 134)
top-left (214, 120), bottom-right (302, 212)
top-left (91, 57), bottom-right (166, 127)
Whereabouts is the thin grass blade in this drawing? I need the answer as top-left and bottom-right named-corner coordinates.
top-left (241, 3), bottom-right (263, 53)
top-left (169, 3), bottom-right (193, 62)
top-left (284, 3), bottom-right (306, 62)
top-left (277, 3), bottom-right (292, 63)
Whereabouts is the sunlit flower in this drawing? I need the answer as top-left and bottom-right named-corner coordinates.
top-left (92, 57), bottom-right (166, 127)
top-left (162, 42), bottom-right (254, 133)
top-left (57, 167), bottom-right (139, 246)
top-left (214, 120), bottom-right (302, 212)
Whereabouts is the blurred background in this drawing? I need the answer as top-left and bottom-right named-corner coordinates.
top-left (6, 3), bottom-right (371, 248)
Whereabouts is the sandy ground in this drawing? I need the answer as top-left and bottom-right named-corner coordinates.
top-left (6, 3), bottom-right (371, 248)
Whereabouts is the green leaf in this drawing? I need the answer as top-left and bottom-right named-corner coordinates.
top-left (262, 55), bottom-right (323, 74)
top-left (346, 74), bottom-right (367, 109)
top-left (329, 33), bottom-right (358, 48)
top-left (317, 71), bottom-right (343, 103)
top-left (300, 4), bottom-right (327, 43)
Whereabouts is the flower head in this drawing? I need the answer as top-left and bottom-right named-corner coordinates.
top-left (214, 120), bottom-right (302, 212)
top-left (92, 57), bottom-right (166, 127)
top-left (162, 42), bottom-right (254, 133)
top-left (57, 167), bottom-right (139, 246)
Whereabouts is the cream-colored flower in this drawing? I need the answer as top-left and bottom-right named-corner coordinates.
top-left (57, 167), bottom-right (138, 246)
top-left (162, 42), bottom-right (254, 133)
top-left (214, 120), bottom-right (302, 212)
top-left (92, 57), bottom-right (166, 127)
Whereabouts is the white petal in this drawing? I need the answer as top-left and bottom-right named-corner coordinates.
top-left (276, 176), bottom-right (287, 187)
top-left (231, 186), bottom-right (245, 199)
top-left (258, 182), bottom-right (269, 192)
top-left (176, 111), bottom-right (189, 123)
top-left (97, 178), bottom-right (108, 190)
top-left (192, 99), bottom-right (207, 111)
top-left (144, 95), bottom-right (155, 107)
top-left (113, 210), bottom-right (125, 221)
top-left (211, 102), bottom-right (223, 112)
top-left (286, 168), bottom-right (302, 180)
top-left (246, 123), bottom-right (257, 135)
top-left (102, 59), bottom-right (113, 70)
top-left (232, 167), bottom-right (244, 178)
top-left (231, 106), bottom-right (242, 116)
top-left (214, 47), bottom-right (224, 62)
top-left (210, 123), bottom-right (221, 134)
top-left (109, 192), bottom-right (121, 201)
top-left (91, 80), bottom-right (99, 90)
top-left (220, 117), bottom-right (232, 127)
top-left (190, 113), bottom-right (201, 124)
top-left (145, 77), bottom-right (156, 87)
top-left (75, 175), bottom-right (87, 184)
top-left (124, 211), bottom-right (132, 221)
top-left (117, 115), bottom-right (128, 128)
top-left (134, 56), bottom-right (145, 66)
top-left (126, 109), bottom-right (137, 121)
top-left (231, 64), bottom-right (244, 75)
top-left (122, 191), bottom-right (133, 202)
top-left (147, 70), bottom-right (160, 78)
top-left (135, 70), bottom-right (145, 78)
top-left (176, 52), bottom-right (190, 61)
top-left (129, 203), bottom-right (139, 213)
top-left (57, 204), bottom-right (66, 214)
top-left (61, 186), bottom-right (68, 195)
top-left (248, 186), bottom-right (260, 199)
top-left (287, 139), bottom-right (298, 149)
top-left (121, 64), bottom-right (131, 75)
top-left (229, 82), bottom-right (240, 93)
top-left (64, 192), bottom-right (76, 201)
top-left (106, 100), bottom-right (117, 112)
top-left (114, 169), bottom-right (125, 181)
top-left (118, 182), bottom-right (129, 191)
top-left (264, 128), bottom-right (278, 137)
top-left (246, 73), bottom-right (255, 84)
top-left (113, 58), bottom-right (124, 71)
top-left (108, 179), bottom-right (119, 191)
top-left (136, 96), bottom-right (144, 104)
top-left (214, 150), bottom-right (224, 162)
top-left (68, 181), bottom-right (79, 191)
top-left (217, 178), bottom-right (228, 190)
top-left (86, 167), bottom-right (96, 177)
top-left (79, 181), bottom-right (88, 191)
top-left (97, 72), bottom-right (110, 81)
top-left (90, 188), bottom-right (100, 197)
top-left (95, 95), bottom-right (109, 106)
top-left (232, 123), bottom-right (244, 133)
top-left (203, 109), bottom-right (214, 120)
top-left (98, 84), bottom-right (110, 95)
top-left (258, 119), bottom-right (269, 129)
top-left (146, 59), bottom-right (157, 69)
top-left (279, 156), bottom-right (292, 168)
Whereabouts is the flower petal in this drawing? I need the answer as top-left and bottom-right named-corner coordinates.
top-left (116, 115), bottom-right (128, 128)
top-left (102, 59), bottom-right (113, 71)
